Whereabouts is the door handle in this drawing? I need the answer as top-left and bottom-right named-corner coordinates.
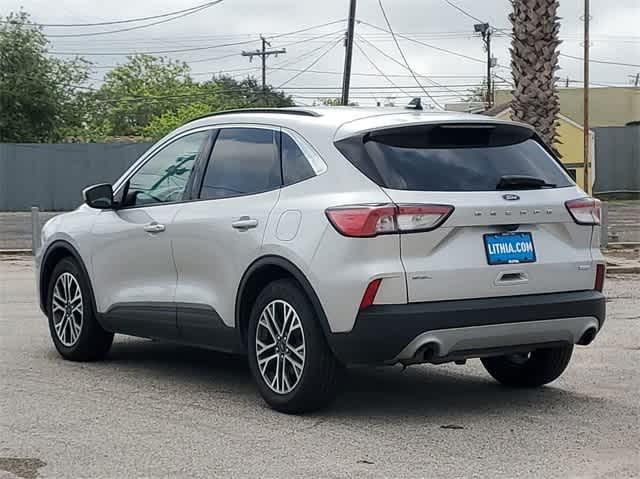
top-left (143, 222), bottom-right (166, 233)
top-left (232, 216), bottom-right (258, 230)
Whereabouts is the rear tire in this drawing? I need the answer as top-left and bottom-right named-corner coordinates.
top-left (47, 258), bottom-right (114, 361)
top-left (481, 345), bottom-right (574, 388)
top-left (247, 279), bottom-right (339, 413)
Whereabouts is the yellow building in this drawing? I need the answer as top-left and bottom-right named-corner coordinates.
top-left (494, 87), bottom-right (640, 128)
top-left (485, 105), bottom-right (595, 191)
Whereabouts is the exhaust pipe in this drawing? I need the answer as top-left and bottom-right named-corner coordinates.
top-left (578, 327), bottom-right (597, 346)
top-left (416, 343), bottom-right (438, 362)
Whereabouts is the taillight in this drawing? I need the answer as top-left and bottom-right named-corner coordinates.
top-left (595, 263), bottom-right (605, 292)
top-left (326, 203), bottom-right (454, 237)
top-left (565, 197), bottom-right (601, 225)
top-left (360, 278), bottom-right (382, 310)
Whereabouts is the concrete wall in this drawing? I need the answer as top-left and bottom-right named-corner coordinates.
top-left (0, 143), bottom-right (152, 211)
top-left (593, 124), bottom-right (640, 195)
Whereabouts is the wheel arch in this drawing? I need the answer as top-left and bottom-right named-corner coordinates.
top-left (40, 241), bottom-right (98, 319)
top-left (235, 255), bottom-right (334, 354)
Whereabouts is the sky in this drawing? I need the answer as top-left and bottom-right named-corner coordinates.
top-left (2, 0), bottom-right (639, 107)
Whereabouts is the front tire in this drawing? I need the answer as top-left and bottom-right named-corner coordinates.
top-left (481, 344), bottom-right (574, 388)
top-left (247, 279), bottom-right (339, 413)
top-left (47, 258), bottom-right (114, 361)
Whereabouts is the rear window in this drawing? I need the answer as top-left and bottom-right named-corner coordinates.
top-left (335, 124), bottom-right (573, 191)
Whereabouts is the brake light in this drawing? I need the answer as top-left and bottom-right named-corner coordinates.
top-left (595, 263), bottom-right (605, 292)
top-left (326, 204), bottom-right (454, 237)
top-left (360, 278), bottom-right (382, 310)
top-left (565, 197), bottom-right (601, 225)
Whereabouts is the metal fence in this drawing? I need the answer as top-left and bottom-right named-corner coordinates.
top-left (1, 126), bottom-right (638, 211)
top-left (593, 124), bottom-right (640, 196)
top-left (0, 142), bottom-right (152, 211)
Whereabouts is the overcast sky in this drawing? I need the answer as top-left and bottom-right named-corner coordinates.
top-left (2, 0), bottom-right (638, 106)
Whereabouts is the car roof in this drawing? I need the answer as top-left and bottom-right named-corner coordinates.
top-left (179, 106), bottom-right (533, 141)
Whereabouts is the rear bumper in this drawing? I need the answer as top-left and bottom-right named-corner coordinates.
top-left (327, 290), bottom-right (606, 365)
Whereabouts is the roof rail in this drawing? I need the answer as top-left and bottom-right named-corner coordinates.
top-left (191, 108), bottom-right (321, 122)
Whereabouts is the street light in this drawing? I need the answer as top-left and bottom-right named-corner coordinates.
top-left (474, 23), bottom-right (490, 34)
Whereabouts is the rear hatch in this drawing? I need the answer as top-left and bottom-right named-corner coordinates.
top-left (335, 122), bottom-right (597, 302)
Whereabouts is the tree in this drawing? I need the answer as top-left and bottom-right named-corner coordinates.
top-left (143, 103), bottom-right (212, 139)
top-left (142, 75), bottom-right (294, 139)
top-left (510, 0), bottom-right (561, 151)
top-left (89, 54), bottom-right (195, 137)
top-left (88, 58), bottom-right (294, 139)
top-left (0, 11), bottom-right (90, 142)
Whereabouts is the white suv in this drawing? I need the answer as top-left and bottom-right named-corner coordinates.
top-left (36, 107), bottom-right (606, 413)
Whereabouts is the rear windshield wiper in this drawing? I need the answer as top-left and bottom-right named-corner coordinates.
top-left (496, 175), bottom-right (556, 190)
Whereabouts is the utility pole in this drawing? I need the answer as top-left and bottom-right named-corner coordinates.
top-left (583, 0), bottom-right (590, 193)
top-left (341, 0), bottom-right (357, 105)
top-left (629, 73), bottom-right (640, 87)
top-left (242, 36), bottom-right (286, 93)
top-left (474, 23), bottom-right (495, 108)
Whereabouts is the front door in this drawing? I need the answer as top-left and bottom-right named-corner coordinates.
top-left (91, 130), bottom-right (210, 339)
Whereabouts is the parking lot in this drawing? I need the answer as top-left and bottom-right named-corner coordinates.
top-left (0, 255), bottom-right (638, 479)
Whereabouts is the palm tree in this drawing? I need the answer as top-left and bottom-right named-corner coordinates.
top-left (510, 0), bottom-right (562, 153)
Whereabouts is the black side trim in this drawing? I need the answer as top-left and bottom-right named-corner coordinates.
top-left (97, 301), bottom-right (242, 352)
top-left (100, 302), bottom-right (179, 340)
top-left (328, 290), bottom-right (606, 365)
top-left (177, 303), bottom-right (241, 353)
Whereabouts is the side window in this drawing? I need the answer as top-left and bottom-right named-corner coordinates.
top-left (282, 132), bottom-right (315, 185)
top-left (200, 128), bottom-right (280, 199)
top-left (125, 131), bottom-right (208, 207)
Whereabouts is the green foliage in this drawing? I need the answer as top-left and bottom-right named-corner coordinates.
top-left (1, 10), bottom-right (295, 143)
top-left (89, 54), bottom-right (195, 137)
top-left (140, 77), bottom-right (294, 139)
top-left (143, 103), bottom-right (213, 139)
top-left (0, 11), bottom-right (91, 142)
top-left (87, 56), bottom-right (294, 139)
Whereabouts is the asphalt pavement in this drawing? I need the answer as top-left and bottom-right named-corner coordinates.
top-left (1, 256), bottom-right (639, 479)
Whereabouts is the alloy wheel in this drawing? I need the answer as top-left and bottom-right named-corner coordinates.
top-left (255, 299), bottom-right (306, 394)
top-left (51, 272), bottom-right (83, 347)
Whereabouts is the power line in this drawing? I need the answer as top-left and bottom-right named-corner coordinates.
top-left (276, 39), bottom-right (342, 88)
top-left (270, 35), bottom-right (344, 69)
top-left (355, 35), bottom-right (461, 97)
top-left (438, 1), bottom-right (639, 69)
top-left (49, 20), bottom-right (345, 55)
top-left (51, 37), bottom-right (260, 55)
top-left (265, 19), bottom-right (345, 40)
top-left (45, 2), bottom-right (224, 38)
top-left (1, 1), bottom-right (224, 27)
top-left (359, 21), bottom-right (485, 64)
top-left (559, 53), bottom-right (640, 68)
top-left (376, 0), bottom-right (441, 108)
top-left (241, 36), bottom-right (286, 92)
top-left (442, 0), bottom-right (485, 24)
top-left (353, 40), bottom-right (414, 99)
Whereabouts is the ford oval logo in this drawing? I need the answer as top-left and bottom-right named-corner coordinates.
top-left (502, 194), bottom-right (520, 201)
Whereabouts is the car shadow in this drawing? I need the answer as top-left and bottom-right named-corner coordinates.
top-left (103, 338), bottom-right (607, 420)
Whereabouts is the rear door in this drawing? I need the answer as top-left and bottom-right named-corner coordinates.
top-left (172, 126), bottom-right (281, 348)
top-left (336, 123), bottom-right (597, 302)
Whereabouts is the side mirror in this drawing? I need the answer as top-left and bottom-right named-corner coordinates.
top-left (83, 183), bottom-right (114, 209)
